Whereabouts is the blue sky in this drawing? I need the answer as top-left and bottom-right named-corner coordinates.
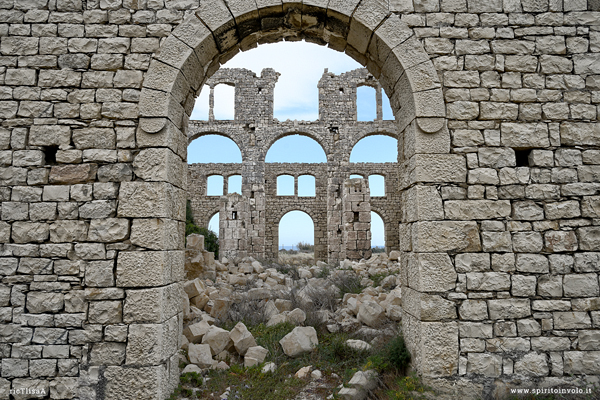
top-left (188, 41), bottom-right (397, 248)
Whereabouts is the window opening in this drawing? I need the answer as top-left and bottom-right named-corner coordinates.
top-left (298, 175), bottom-right (316, 197)
top-left (277, 175), bottom-right (294, 196)
top-left (207, 175), bottom-right (224, 196)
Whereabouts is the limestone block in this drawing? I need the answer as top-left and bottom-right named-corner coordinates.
top-left (574, 253), bottom-right (600, 272)
top-left (444, 200), bottom-right (511, 220)
top-left (85, 260), bottom-right (115, 287)
top-left (545, 231), bottom-right (578, 253)
top-left (11, 222), bottom-right (49, 243)
top-left (488, 299), bottom-right (531, 319)
top-left (28, 125), bottom-right (71, 149)
top-left (279, 326), bottom-right (318, 357)
top-left (104, 365), bottom-right (168, 400)
top-left (118, 181), bottom-right (186, 220)
top-left (49, 221), bottom-right (88, 243)
top-left (455, 253), bottom-right (490, 273)
top-left (537, 275), bottom-right (563, 297)
top-left (467, 353), bottom-right (502, 377)
top-left (49, 164), bottom-right (97, 184)
top-left (516, 254), bottom-right (549, 273)
top-left (531, 337), bottom-right (570, 352)
top-left (229, 322), bottom-right (256, 356)
top-left (459, 322), bottom-right (493, 338)
top-left (563, 274), bottom-right (600, 297)
top-left (408, 253), bottom-right (457, 292)
top-left (183, 320), bottom-right (211, 344)
top-left (466, 272), bottom-right (510, 291)
top-left (512, 201), bottom-right (544, 221)
top-left (357, 301), bottom-right (386, 327)
top-left (582, 196), bottom-right (600, 218)
top-left (560, 122), bottom-right (600, 146)
top-left (513, 232), bottom-right (543, 253)
top-left (578, 331), bottom-right (600, 351)
top-left (578, 227), bottom-right (600, 251)
top-left (133, 148), bottom-right (185, 189)
top-left (409, 154), bottom-right (467, 184)
top-left (514, 353), bottom-right (549, 377)
top-left (501, 123), bottom-right (550, 148)
top-left (126, 319), bottom-right (178, 365)
top-left (554, 312), bottom-right (592, 329)
top-left (202, 326), bottom-right (232, 356)
top-left (402, 185), bottom-right (443, 222)
top-left (117, 251), bottom-right (183, 287)
top-left (87, 218), bottom-right (129, 243)
top-left (27, 292), bottom-right (64, 314)
top-left (123, 284), bottom-right (182, 323)
top-left (88, 301), bottom-right (122, 324)
top-left (90, 342), bottom-right (126, 366)
top-left (403, 288), bottom-right (457, 321)
top-left (130, 218), bottom-right (184, 250)
top-left (564, 351), bottom-right (600, 374)
top-left (413, 221), bottom-right (481, 252)
top-left (244, 345), bottom-right (268, 367)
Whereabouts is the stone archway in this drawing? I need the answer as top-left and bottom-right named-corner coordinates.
top-left (120, 1), bottom-right (461, 398)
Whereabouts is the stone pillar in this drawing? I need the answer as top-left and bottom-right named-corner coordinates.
top-left (219, 193), bottom-right (250, 259)
top-left (208, 86), bottom-right (215, 121)
top-left (375, 84), bottom-right (383, 121)
top-left (342, 178), bottom-right (371, 260)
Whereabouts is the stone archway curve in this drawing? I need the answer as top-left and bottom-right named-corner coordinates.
top-left (137, 0), bottom-right (447, 142)
top-left (263, 130), bottom-right (329, 162)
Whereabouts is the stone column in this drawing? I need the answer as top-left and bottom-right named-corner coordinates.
top-left (375, 84), bottom-right (383, 121)
top-left (342, 178), bottom-right (372, 260)
top-left (219, 193), bottom-right (250, 260)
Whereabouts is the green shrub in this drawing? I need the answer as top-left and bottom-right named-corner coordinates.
top-left (186, 200), bottom-right (219, 258)
top-left (367, 335), bottom-right (411, 374)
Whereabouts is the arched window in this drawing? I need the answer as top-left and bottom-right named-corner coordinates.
top-left (369, 175), bottom-right (385, 197)
top-left (357, 85), bottom-right (377, 121)
top-left (350, 135), bottom-right (398, 163)
top-left (350, 174), bottom-right (364, 179)
top-left (371, 212), bottom-right (385, 251)
top-left (266, 135), bottom-right (326, 163)
top-left (213, 83), bottom-right (235, 120)
top-left (277, 175), bottom-right (294, 196)
top-left (206, 175), bottom-right (224, 196)
top-left (188, 135), bottom-right (242, 163)
top-left (228, 175), bottom-right (242, 194)
top-left (298, 175), bottom-right (315, 197)
top-left (279, 211), bottom-right (314, 253)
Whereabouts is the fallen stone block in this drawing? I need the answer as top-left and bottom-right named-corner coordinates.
top-left (279, 326), bottom-right (318, 357)
top-left (244, 345), bottom-right (268, 367)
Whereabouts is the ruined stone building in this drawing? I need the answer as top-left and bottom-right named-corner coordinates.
top-left (1, 0), bottom-right (600, 398)
top-left (187, 67), bottom-right (400, 263)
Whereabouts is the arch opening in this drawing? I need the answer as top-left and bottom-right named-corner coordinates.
top-left (278, 210), bottom-right (315, 264)
top-left (228, 175), bottom-right (242, 194)
top-left (188, 134), bottom-right (242, 163)
top-left (350, 135), bottom-right (399, 163)
top-left (370, 211), bottom-right (385, 252)
top-left (265, 134), bottom-right (327, 163)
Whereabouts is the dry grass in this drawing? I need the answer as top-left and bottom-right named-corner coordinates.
top-left (278, 251), bottom-right (315, 266)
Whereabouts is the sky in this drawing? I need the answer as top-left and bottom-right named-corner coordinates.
top-left (188, 41), bottom-right (397, 248)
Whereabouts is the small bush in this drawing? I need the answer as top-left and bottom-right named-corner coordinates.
top-left (297, 241), bottom-right (315, 252)
top-left (372, 246), bottom-right (386, 253)
top-left (331, 273), bottom-right (365, 298)
top-left (186, 200), bottom-right (219, 258)
top-left (367, 335), bottom-right (411, 374)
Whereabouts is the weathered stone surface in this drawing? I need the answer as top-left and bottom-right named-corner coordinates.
top-left (229, 322), bottom-right (256, 356)
top-left (188, 343), bottom-right (214, 368)
top-left (413, 221), bottom-right (481, 252)
top-left (244, 345), bottom-right (268, 367)
top-left (279, 326), bottom-right (318, 357)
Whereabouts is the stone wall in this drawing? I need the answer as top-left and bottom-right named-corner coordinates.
top-left (0, 0), bottom-right (599, 398)
top-left (187, 67), bottom-right (401, 264)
